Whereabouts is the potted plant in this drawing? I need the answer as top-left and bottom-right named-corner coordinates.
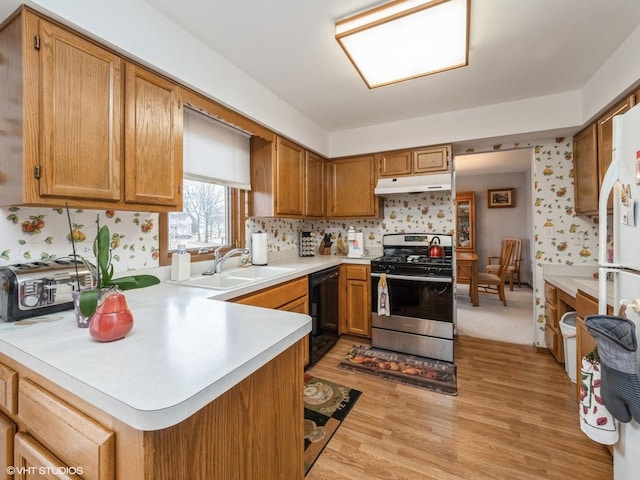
top-left (77, 225), bottom-right (158, 313)
top-left (74, 224), bottom-right (160, 339)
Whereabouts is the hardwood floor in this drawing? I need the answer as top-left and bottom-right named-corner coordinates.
top-left (305, 336), bottom-right (613, 480)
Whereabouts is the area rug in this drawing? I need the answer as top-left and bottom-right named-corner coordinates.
top-left (304, 374), bottom-right (361, 475)
top-left (338, 345), bottom-right (458, 396)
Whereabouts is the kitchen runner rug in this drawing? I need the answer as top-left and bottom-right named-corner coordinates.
top-left (338, 345), bottom-right (458, 396)
top-left (304, 374), bottom-right (361, 476)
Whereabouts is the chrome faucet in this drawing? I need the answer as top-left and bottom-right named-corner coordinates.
top-left (203, 247), bottom-right (250, 275)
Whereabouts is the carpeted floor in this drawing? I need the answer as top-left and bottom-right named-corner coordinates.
top-left (338, 345), bottom-right (457, 395)
top-left (456, 283), bottom-right (534, 345)
top-left (303, 374), bottom-right (361, 476)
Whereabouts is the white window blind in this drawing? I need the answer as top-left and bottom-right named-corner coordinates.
top-left (183, 107), bottom-right (251, 190)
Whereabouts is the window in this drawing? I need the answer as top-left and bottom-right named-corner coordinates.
top-left (168, 179), bottom-right (229, 251)
top-left (159, 185), bottom-right (245, 266)
top-left (159, 101), bottom-right (251, 266)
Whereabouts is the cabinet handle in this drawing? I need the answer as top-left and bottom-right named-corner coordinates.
top-left (33, 35), bottom-right (40, 50)
top-left (34, 165), bottom-right (41, 179)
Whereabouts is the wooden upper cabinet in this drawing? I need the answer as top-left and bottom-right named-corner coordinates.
top-left (124, 63), bottom-right (183, 208)
top-left (597, 95), bottom-right (635, 211)
top-left (573, 124), bottom-right (599, 216)
top-left (379, 150), bottom-right (412, 177)
top-left (328, 155), bottom-right (382, 218)
top-left (379, 145), bottom-right (451, 178)
top-left (38, 17), bottom-right (123, 202)
top-left (249, 136), bottom-right (305, 218)
top-left (304, 151), bottom-right (325, 218)
top-left (275, 137), bottom-right (305, 216)
top-left (0, 8), bottom-right (184, 212)
top-left (413, 145), bottom-right (451, 173)
top-left (573, 94), bottom-right (636, 216)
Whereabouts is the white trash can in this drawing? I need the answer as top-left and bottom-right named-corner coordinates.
top-left (559, 312), bottom-right (577, 383)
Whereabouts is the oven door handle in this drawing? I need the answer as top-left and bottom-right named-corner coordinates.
top-left (371, 273), bottom-right (452, 284)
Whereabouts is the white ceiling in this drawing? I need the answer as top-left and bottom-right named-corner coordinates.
top-left (140, 0), bottom-right (640, 134)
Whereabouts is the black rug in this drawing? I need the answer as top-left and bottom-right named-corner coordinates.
top-left (303, 374), bottom-right (361, 475)
top-left (338, 345), bottom-right (458, 396)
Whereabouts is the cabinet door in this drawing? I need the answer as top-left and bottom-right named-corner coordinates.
top-left (14, 433), bottom-right (81, 480)
top-left (275, 137), bottom-right (304, 216)
top-left (0, 413), bottom-right (15, 480)
top-left (39, 19), bottom-right (122, 201)
top-left (573, 124), bottom-right (599, 215)
top-left (339, 265), bottom-right (371, 337)
top-left (597, 96), bottom-right (635, 212)
top-left (455, 191), bottom-right (475, 252)
top-left (304, 151), bottom-right (325, 218)
top-left (280, 296), bottom-right (310, 366)
top-left (124, 63), bottom-right (182, 208)
top-left (413, 145), bottom-right (450, 173)
top-left (379, 150), bottom-right (412, 177)
top-left (328, 156), bottom-right (381, 218)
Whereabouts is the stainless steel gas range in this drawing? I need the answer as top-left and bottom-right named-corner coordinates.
top-left (370, 233), bottom-right (455, 362)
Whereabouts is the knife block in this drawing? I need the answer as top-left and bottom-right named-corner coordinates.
top-left (318, 243), bottom-right (332, 255)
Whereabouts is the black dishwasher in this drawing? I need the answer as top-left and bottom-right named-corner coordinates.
top-left (308, 266), bottom-right (339, 367)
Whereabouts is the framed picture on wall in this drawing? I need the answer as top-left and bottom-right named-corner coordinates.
top-left (487, 188), bottom-right (515, 208)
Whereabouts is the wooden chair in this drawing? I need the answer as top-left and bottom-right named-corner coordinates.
top-left (477, 239), bottom-right (515, 306)
top-left (487, 237), bottom-right (522, 291)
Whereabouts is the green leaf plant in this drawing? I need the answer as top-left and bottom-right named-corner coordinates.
top-left (75, 225), bottom-right (160, 317)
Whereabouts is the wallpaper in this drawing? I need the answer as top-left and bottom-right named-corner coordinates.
top-left (246, 192), bottom-right (454, 255)
top-left (0, 207), bottom-right (159, 272)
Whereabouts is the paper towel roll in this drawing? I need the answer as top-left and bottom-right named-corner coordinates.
top-left (251, 233), bottom-right (268, 265)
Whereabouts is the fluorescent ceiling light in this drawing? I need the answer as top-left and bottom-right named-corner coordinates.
top-left (336, 0), bottom-right (470, 88)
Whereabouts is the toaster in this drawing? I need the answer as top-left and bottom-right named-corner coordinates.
top-left (0, 259), bottom-right (95, 322)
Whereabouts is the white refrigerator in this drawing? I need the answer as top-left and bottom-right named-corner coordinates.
top-left (599, 103), bottom-right (640, 479)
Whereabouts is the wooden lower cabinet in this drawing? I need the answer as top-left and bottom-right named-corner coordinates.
top-left (0, 413), bottom-right (15, 480)
top-left (0, 338), bottom-right (305, 480)
top-left (339, 264), bottom-right (371, 337)
top-left (544, 282), bottom-right (576, 363)
top-left (232, 277), bottom-right (310, 366)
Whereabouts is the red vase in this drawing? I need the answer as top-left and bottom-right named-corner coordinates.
top-left (89, 289), bottom-right (134, 342)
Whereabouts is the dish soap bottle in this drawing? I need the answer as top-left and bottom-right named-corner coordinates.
top-left (171, 244), bottom-right (191, 281)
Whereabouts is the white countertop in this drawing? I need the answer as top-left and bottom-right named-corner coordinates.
top-left (0, 253), bottom-right (372, 432)
top-left (542, 264), bottom-right (614, 305)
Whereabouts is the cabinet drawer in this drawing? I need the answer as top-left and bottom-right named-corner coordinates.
top-left (544, 325), bottom-right (562, 363)
top-left (344, 265), bottom-right (369, 281)
top-left (18, 379), bottom-right (114, 480)
top-left (0, 413), bottom-right (15, 480)
top-left (14, 432), bottom-right (82, 479)
top-left (545, 301), bottom-right (558, 329)
top-left (544, 282), bottom-right (557, 304)
top-left (233, 277), bottom-right (308, 309)
top-left (0, 363), bottom-right (17, 415)
top-left (576, 290), bottom-right (598, 317)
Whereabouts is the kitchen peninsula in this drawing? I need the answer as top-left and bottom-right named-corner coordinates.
top-left (0, 282), bottom-right (311, 479)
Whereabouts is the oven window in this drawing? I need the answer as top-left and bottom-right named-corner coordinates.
top-left (372, 277), bottom-right (453, 323)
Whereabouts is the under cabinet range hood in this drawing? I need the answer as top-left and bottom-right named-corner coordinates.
top-left (374, 173), bottom-right (452, 195)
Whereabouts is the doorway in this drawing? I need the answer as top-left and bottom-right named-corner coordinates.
top-left (453, 148), bottom-right (534, 345)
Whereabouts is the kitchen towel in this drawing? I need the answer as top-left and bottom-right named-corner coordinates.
top-left (251, 232), bottom-right (268, 266)
top-left (579, 353), bottom-right (618, 445)
top-left (377, 273), bottom-right (390, 316)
